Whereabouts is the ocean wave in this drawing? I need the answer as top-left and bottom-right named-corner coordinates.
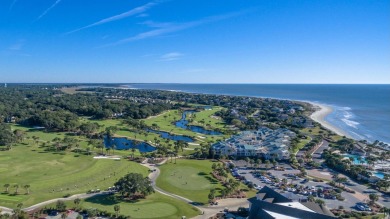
top-left (341, 118), bottom-right (360, 129)
top-left (339, 106), bottom-right (352, 111)
top-left (344, 111), bottom-right (353, 119)
top-left (349, 130), bottom-right (365, 140)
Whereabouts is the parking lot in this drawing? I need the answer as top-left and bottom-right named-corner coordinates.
top-left (231, 161), bottom-right (363, 210)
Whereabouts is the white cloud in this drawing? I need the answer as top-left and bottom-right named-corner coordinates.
top-left (160, 52), bottom-right (183, 61)
top-left (104, 10), bottom-right (249, 47)
top-left (66, 1), bottom-right (157, 34)
top-left (36, 0), bottom-right (62, 21)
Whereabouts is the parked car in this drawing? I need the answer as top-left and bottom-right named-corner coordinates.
top-left (356, 203), bottom-right (371, 211)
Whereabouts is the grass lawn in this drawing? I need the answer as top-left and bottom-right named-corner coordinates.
top-left (56, 193), bottom-right (200, 219)
top-left (156, 159), bottom-right (224, 204)
top-left (301, 126), bottom-right (343, 142)
top-left (188, 107), bottom-right (226, 130)
top-left (143, 109), bottom-right (228, 144)
top-left (0, 140), bottom-right (148, 208)
top-left (292, 137), bottom-right (311, 154)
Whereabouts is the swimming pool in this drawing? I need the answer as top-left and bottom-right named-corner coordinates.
top-left (344, 154), bottom-right (367, 165)
top-left (374, 172), bottom-right (385, 179)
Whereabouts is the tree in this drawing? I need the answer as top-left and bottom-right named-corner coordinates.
top-left (13, 184), bottom-right (19, 194)
top-left (111, 204), bottom-right (120, 218)
top-left (74, 198), bottom-right (81, 208)
top-left (114, 173), bottom-right (154, 199)
top-left (315, 199), bottom-right (325, 206)
top-left (377, 179), bottom-right (390, 192)
top-left (16, 203), bottom-right (23, 209)
top-left (56, 200), bottom-right (67, 211)
top-left (369, 193), bottom-right (379, 205)
top-left (4, 184), bottom-right (10, 193)
top-left (24, 185), bottom-right (30, 194)
top-left (264, 160), bottom-right (270, 169)
top-left (334, 175), bottom-right (347, 188)
top-left (208, 189), bottom-right (216, 202)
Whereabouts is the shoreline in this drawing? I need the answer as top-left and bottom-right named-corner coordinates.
top-left (307, 101), bottom-right (351, 138)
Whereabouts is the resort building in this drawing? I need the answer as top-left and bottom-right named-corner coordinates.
top-left (212, 127), bottom-right (296, 160)
top-left (248, 186), bottom-right (336, 219)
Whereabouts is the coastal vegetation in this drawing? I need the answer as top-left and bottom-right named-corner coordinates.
top-left (1, 85), bottom-right (388, 218)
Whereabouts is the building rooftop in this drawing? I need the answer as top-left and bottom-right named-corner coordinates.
top-left (248, 186), bottom-right (336, 219)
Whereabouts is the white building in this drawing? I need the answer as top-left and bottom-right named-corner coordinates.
top-left (212, 127), bottom-right (296, 160)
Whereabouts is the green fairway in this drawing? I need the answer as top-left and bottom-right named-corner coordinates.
top-left (188, 107), bottom-right (226, 130)
top-left (0, 140), bottom-right (148, 208)
top-left (143, 109), bottom-right (227, 144)
top-left (156, 159), bottom-right (223, 204)
top-left (81, 193), bottom-right (199, 219)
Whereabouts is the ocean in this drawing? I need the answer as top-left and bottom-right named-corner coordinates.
top-left (126, 84), bottom-right (390, 144)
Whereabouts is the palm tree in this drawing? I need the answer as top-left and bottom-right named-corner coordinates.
top-left (315, 199), bottom-right (325, 206)
top-left (74, 198), bottom-right (81, 208)
top-left (4, 184), bottom-right (10, 193)
top-left (24, 185), bottom-right (30, 194)
top-left (369, 193), bottom-right (379, 205)
top-left (114, 205), bottom-right (120, 218)
top-left (13, 184), bottom-right (19, 194)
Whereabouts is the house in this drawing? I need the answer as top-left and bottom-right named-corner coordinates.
top-left (248, 186), bottom-right (336, 219)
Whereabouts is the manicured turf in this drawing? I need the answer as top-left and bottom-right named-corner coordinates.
top-left (301, 126), bottom-right (343, 142)
top-left (81, 193), bottom-right (199, 219)
top-left (188, 107), bottom-right (226, 130)
top-left (156, 159), bottom-right (224, 204)
top-left (0, 138), bottom-right (148, 208)
top-left (143, 109), bottom-right (227, 144)
top-left (292, 137), bottom-right (311, 153)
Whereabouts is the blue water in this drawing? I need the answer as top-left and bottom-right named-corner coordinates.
top-left (344, 154), bottom-right (367, 165)
top-left (147, 129), bottom-right (194, 142)
top-left (104, 136), bottom-right (156, 152)
top-left (175, 110), bottom-right (222, 135)
top-left (127, 84), bottom-right (390, 144)
top-left (374, 172), bottom-right (384, 179)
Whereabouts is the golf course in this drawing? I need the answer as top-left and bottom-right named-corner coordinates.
top-left (0, 105), bottom-right (234, 218)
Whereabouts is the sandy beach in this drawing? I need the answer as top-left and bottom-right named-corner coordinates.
top-left (308, 102), bottom-right (350, 138)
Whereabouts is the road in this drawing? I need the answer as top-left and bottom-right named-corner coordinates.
top-left (0, 192), bottom-right (109, 216)
top-left (307, 140), bottom-right (390, 207)
top-left (1, 158), bottom-right (249, 219)
top-left (141, 159), bottom-right (250, 218)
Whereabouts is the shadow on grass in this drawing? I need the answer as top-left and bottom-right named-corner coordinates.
top-left (204, 176), bottom-right (219, 184)
top-left (84, 195), bottom-right (140, 206)
top-left (190, 201), bottom-right (205, 206)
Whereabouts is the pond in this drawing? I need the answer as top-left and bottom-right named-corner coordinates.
top-left (147, 129), bottom-right (194, 142)
top-left (104, 136), bottom-right (156, 153)
top-left (175, 110), bottom-right (222, 135)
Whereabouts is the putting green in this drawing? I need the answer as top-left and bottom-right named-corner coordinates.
top-left (83, 194), bottom-right (180, 219)
top-left (46, 193), bottom-right (199, 219)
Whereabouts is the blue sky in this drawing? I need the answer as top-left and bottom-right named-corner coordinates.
top-left (1, 0), bottom-right (389, 83)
